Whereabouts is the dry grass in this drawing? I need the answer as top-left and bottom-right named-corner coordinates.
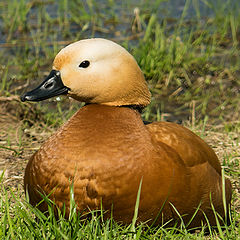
top-left (204, 125), bottom-right (240, 215)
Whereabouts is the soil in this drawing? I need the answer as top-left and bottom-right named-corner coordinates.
top-left (0, 99), bottom-right (51, 192)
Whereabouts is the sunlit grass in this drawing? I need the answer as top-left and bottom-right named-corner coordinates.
top-left (0, 170), bottom-right (239, 239)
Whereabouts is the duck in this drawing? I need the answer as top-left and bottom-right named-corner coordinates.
top-left (21, 38), bottom-right (232, 227)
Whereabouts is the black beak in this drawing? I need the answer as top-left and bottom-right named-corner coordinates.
top-left (20, 70), bottom-right (70, 102)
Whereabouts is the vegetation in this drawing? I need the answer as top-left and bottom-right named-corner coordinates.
top-left (0, 0), bottom-right (239, 239)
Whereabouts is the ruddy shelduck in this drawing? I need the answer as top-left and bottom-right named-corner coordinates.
top-left (21, 38), bottom-right (232, 227)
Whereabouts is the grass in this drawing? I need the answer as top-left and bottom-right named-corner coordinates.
top-left (0, 171), bottom-right (239, 239)
top-left (0, 170), bottom-right (240, 239)
top-left (0, 0), bottom-right (240, 239)
top-left (0, 0), bottom-right (239, 124)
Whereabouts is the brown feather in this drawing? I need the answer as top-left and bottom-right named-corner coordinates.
top-left (24, 104), bottom-right (232, 226)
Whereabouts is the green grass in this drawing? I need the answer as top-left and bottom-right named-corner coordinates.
top-left (1, 172), bottom-right (239, 240)
top-left (0, 0), bottom-right (240, 239)
top-left (0, 0), bottom-right (239, 124)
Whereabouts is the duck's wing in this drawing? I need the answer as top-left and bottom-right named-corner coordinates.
top-left (146, 121), bottom-right (222, 174)
top-left (146, 121), bottom-right (232, 225)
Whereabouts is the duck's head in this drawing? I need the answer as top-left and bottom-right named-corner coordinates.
top-left (21, 38), bottom-right (151, 107)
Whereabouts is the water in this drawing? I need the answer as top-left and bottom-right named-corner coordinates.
top-left (1, 0), bottom-right (240, 42)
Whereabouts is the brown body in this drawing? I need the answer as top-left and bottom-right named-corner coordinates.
top-left (22, 38), bottom-right (232, 227)
top-left (24, 104), bottom-right (231, 227)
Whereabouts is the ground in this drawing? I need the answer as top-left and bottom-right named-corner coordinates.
top-left (0, 100), bottom-right (50, 191)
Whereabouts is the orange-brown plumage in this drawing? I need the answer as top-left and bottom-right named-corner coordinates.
top-left (22, 38), bottom-right (231, 227)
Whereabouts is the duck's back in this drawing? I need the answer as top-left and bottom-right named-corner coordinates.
top-left (24, 104), bottom-right (231, 226)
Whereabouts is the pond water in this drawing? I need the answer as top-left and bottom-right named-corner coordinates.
top-left (1, 0), bottom-right (240, 41)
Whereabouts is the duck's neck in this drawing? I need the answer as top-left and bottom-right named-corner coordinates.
top-left (120, 105), bottom-right (144, 113)
top-left (84, 103), bottom-right (144, 113)
top-left (59, 103), bottom-right (152, 150)
top-left (63, 104), bottom-right (149, 139)
top-left (75, 104), bottom-right (142, 125)
top-left (50, 104), bottom-right (152, 161)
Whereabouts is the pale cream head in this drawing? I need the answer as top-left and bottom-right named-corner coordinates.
top-left (53, 38), bottom-right (151, 107)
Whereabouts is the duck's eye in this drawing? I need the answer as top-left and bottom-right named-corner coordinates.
top-left (79, 60), bottom-right (90, 68)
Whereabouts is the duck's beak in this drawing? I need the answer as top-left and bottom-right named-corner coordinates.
top-left (20, 70), bottom-right (70, 102)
